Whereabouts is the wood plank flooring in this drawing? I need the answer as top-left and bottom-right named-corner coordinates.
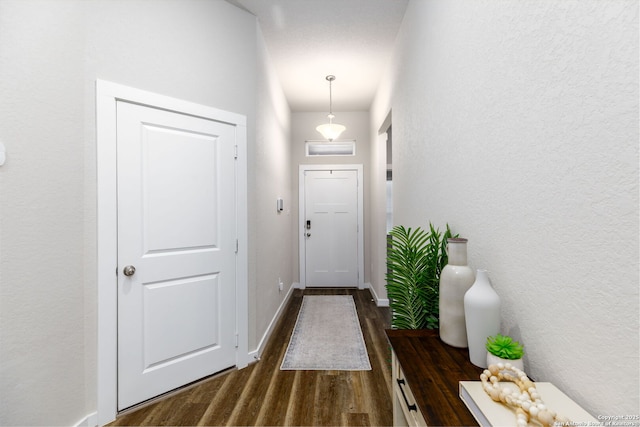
top-left (109, 288), bottom-right (393, 426)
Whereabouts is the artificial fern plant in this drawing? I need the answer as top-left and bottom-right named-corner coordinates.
top-left (386, 223), bottom-right (454, 329)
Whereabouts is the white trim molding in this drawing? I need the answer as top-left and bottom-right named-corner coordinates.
top-left (248, 283), bottom-right (295, 361)
top-left (73, 412), bottom-right (98, 427)
top-left (366, 282), bottom-right (390, 307)
top-left (96, 80), bottom-right (248, 425)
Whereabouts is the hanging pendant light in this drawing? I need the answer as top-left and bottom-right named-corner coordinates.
top-left (316, 75), bottom-right (346, 141)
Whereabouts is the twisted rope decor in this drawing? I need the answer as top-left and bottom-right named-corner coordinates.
top-left (480, 363), bottom-right (572, 427)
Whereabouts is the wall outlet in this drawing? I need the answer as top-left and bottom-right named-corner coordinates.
top-left (278, 278), bottom-right (284, 292)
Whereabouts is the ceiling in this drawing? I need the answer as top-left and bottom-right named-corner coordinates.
top-left (229, 0), bottom-right (409, 112)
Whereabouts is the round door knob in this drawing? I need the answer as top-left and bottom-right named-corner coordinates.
top-left (123, 265), bottom-right (136, 277)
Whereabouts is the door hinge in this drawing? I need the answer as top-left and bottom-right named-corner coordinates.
top-left (235, 239), bottom-right (239, 253)
top-left (234, 145), bottom-right (238, 159)
top-left (235, 333), bottom-right (239, 348)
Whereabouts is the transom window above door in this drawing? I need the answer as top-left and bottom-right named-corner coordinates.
top-left (305, 140), bottom-right (356, 157)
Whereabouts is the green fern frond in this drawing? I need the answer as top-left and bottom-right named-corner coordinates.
top-left (386, 223), bottom-right (457, 330)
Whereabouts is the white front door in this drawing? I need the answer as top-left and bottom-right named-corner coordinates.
top-left (116, 101), bottom-right (237, 410)
top-left (303, 169), bottom-right (359, 287)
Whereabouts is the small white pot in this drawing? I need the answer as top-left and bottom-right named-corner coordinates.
top-left (486, 352), bottom-right (524, 371)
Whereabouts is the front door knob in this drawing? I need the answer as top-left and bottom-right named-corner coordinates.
top-left (123, 265), bottom-right (136, 277)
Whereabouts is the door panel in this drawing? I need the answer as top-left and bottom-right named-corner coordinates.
top-left (142, 275), bottom-right (219, 369)
top-left (142, 124), bottom-right (219, 251)
top-left (117, 101), bottom-right (236, 410)
top-left (304, 170), bottom-right (358, 286)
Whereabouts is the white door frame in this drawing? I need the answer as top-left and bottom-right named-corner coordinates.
top-left (96, 80), bottom-right (248, 425)
top-left (298, 164), bottom-right (364, 289)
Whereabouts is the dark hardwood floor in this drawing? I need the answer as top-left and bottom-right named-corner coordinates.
top-left (109, 288), bottom-right (393, 426)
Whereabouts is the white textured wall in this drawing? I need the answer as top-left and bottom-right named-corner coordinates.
top-left (0, 2), bottom-right (86, 425)
top-left (290, 112), bottom-right (371, 285)
top-left (0, 1), bottom-right (269, 424)
top-left (252, 25), bottom-right (292, 351)
top-left (372, 0), bottom-right (638, 415)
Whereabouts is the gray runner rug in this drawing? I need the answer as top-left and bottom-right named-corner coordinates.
top-left (280, 295), bottom-right (372, 371)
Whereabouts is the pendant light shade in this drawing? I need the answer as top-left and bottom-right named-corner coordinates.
top-left (316, 75), bottom-right (345, 141)
top-left (316, 119), bottom-right (346, 142)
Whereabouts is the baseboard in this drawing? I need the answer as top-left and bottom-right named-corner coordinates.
top-left (249, 284), bottom-right (294, 361)
top-left (73, 412), bottom-right (98, 427)
top-left (366, 283), bottom-right (390, 307)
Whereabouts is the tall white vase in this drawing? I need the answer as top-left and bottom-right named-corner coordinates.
top-left (439, 238), bottom-right (475, 347)
top-left (464, 269), bottom-right (501, 367)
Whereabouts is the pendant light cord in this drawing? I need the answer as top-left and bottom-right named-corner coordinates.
top-left (326, 75), bottom-right (335, 120)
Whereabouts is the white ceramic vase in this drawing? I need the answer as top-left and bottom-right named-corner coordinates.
top-left (464, 269), bottom-right (501, 368)
top-left (439, 238), bottom-right (475, 348)
top-left (486, 352), bottom-right (524, 371)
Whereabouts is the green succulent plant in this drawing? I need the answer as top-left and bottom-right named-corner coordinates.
top-left (486, 334), bottom-right (524, 360)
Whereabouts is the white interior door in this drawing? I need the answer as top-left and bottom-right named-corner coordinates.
top-left (303, 169), bottom-right (359, 287)
top-left (116, 101), bottom-right (237, 410)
